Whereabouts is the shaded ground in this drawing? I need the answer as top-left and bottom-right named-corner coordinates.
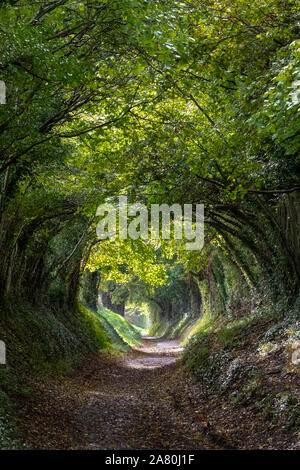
top-left (20, 334), bottom-right (299, 450)
top-left (21, 338), bottom-right (229, 450)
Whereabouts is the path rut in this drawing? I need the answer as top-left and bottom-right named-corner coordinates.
top-left (76, 338), bottom-right (205, 449)
top-left (23, 338), bottom-right (223, 450)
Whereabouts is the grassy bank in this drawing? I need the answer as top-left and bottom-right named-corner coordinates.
top-left (0, 301), bottom-right (140, 449)
top-left (97, 308), bottom-right (142, 351)
top-left (181, 299), bottom-right (300, 442)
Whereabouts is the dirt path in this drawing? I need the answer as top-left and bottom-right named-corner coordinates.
top-left (22, 338), bottom-right (226, 450)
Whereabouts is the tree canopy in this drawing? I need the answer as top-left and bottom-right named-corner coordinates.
top-left (0, 0), bottom-right (299, 309)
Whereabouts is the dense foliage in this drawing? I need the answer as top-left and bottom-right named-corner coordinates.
top-left (0, 0), bottom-right (299, 346)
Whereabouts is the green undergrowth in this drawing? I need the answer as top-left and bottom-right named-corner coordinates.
top-left (183, 311), bottom-right (275, 375)
top-left (162, 316), bottom-right (201, 341)
top-left (97, 308), bottom-right (142, 350)
top-left (0, 301), bottom-right (112, 378)
top-left (149, 311), bottom-right (213, 344)
top-left (182, 295), bottom-right (298, 373)
top-left (181, 297), bottom-right (300, 432)
top-left (181, 312), bottom-right (214, 345)
top-left (149, 314), bottom-right (204, 341)
top-left (148, 318), bottom-right (168, 337)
